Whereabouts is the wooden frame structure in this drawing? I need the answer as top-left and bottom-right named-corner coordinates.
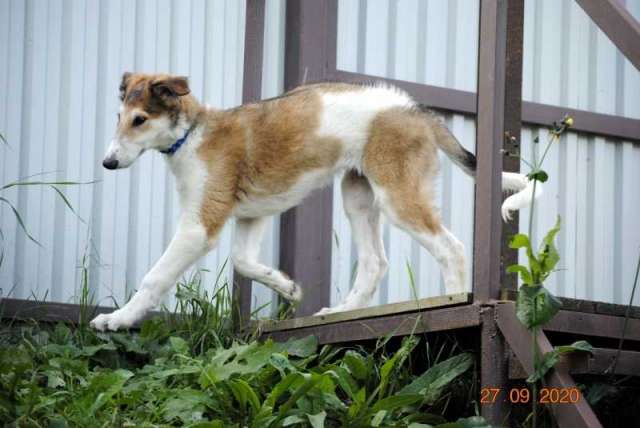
top-left (2, 0), bottom-right (640, 426)
top-left (240, 1), bottom-right (640, 427)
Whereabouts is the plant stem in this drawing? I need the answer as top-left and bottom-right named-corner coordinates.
top-left (610, 249), bottom-right (640, 377)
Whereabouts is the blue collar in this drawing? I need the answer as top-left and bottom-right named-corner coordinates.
top-left (161, 127), bottom-right (192, 155)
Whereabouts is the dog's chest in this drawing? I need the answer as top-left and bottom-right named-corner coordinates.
top-left (233, 168), bottom-right (334, 218)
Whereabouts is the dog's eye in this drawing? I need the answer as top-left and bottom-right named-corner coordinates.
top-left (132, 115), bottom-right (147, 127)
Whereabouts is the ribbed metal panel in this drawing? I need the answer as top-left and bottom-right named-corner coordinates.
top-left (0, 0), bottom-right (286, 309)
top-left (2, 0), bottom-right (639, 312)
top-left (332, 0), bottom-right (640, 306)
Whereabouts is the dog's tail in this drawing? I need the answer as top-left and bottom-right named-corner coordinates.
top-left (428, 113), bottom-right (542, 221)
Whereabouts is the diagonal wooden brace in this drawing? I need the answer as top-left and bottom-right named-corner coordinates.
top-left (495, 301), bottom-right (602, 428)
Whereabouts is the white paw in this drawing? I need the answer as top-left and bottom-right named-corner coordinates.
top-left (314, 306), bottom-right (336, 316)
top-left (90, 310), bottom-right (135, 332)
top-left (284, 282), bottom-right (303, 303)
top-left (314, 305), bottom-right (347, 316)
top-left (501, 204), bottom-right (513, 222)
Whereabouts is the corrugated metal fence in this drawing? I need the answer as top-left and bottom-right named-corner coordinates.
top-left (1, 0), bottom-right (639, 311)
top-left (0, 0), bottom-right (284, 311)
top-left (331, 0), bottom-right (640, 307)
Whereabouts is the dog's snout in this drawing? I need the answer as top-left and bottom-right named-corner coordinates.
top-left (102, 157), bottom-right (119, 170)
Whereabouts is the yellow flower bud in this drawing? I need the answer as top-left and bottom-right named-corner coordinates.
top-left (564, 116), bottom-right (574, 127)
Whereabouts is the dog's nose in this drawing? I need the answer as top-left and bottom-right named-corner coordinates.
top-left (102, 158), bottom-right (119, 170)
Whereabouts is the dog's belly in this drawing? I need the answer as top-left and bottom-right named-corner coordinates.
top-left (233, 168), bottom-right (335, 218)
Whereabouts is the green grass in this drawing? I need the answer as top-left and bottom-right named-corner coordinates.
top-left (0, 273), bottom-right (488, 427)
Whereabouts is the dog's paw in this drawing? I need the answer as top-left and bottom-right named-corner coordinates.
top-left (314, 305), bottom-right (345, 316)
top-left (501, 204), bottom-right (514, 222)
top-left (284, 282), bottom-right (303, 303)
top-left (90, 310), bottom-right (135, 332)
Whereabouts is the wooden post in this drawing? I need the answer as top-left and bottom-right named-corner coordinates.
top-left (474, 0), bottom-right (507, 303)
top-left (475, 0), bottom-right (510, 424)
top-left (279, 0), bottom-right (334, 316)
top-left (500, 0), bottom-right (524, 298)
top-left (233, 0), bottom-right (265, 329)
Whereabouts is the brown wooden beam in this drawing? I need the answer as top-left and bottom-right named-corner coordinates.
top-left (328, 70), bottom-right (640, 142)
top-left (501, 0), bottom-right (524, 296)
top-left (329, 69), bottom-right (477, 114)
top-left (261, 303), bottom-right (481, 344)
top-left (475, 2), bottom-right (510, 425)
top-left (544, 310), bottom-right (640, 342)
top-left (281, 0), bottom-right (333, 316)
top-left (234, 0), bottom-right (266, 328)
top-left (474, 0), bottom-right (507, 302)
top-left (496, 302), bottom-right (603, 428)
top-left (575, 0), bottom-right (640, 71)
top-left (508, 347), bottom-right (640, 379)
top-left (0, 298), bottom-right (157, 327)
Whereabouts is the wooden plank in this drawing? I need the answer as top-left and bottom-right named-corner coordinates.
top-left (328, 70), bottom-right (640, 143)
top-left (480, 306), bottom-right (510, 427)
top-left (0, 298), bottom-right (158, 327)
top-left (473, 0), bottom-right (507, 302)
top-left (262, 304), bottom-right (481, 344)
top-left (500, 0), bottom-right (524, 296)
top-left (329, 69), bottom-right (477, 114)
top-left (476, 2), bottom-right (510, 424)
top-left (509, 348), bottom-right (640, 379)
top-left (233, 0), bottom-right (266, 328)
top-left (575, 0), bottom-right (640, 71)
top-left (544, 310), bottom-right (640, 342)
top-left (496, 301), bottom-right (603, 428)
top-left (260, 292), bottom-right (471, 331)
top-left (281, 0), bottom-right (334, 316)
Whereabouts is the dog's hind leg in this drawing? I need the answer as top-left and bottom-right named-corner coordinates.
top-left (372, 182), bottom-right (467, 296)
top-left (232, 216), bottom-right (303, 303)
top-left (91, 219), bottom-right (214, 331)
top-left (316, 171), bottom-right (388, 315)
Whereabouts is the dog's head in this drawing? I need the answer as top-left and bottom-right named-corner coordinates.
top-left (102, 72), bottom-right (193, 169)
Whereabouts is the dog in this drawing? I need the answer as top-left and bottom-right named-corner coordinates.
top-left (90, 72), bottom-right (540, 331)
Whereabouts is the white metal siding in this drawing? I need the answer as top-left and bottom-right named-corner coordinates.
top-left (332, 0), bottom-right (640, 307)
top-left (2, 0), bottom-right (639, 311)
top-left (0, 0), bottom-right (284, 310)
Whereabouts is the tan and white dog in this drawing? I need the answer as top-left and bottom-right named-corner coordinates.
top-left (90, 72), bottom-right (540, 331)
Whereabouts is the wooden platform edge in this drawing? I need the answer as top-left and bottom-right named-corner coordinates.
top-left (260, 303), bottom-right (481, 345)
top-left (258, 292), bottom-right (471, 332)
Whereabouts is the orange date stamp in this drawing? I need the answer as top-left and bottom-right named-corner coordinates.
top-left (480, 387), bottom-right (581, 404)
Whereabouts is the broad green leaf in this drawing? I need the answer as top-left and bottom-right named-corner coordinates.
top-left (161, 389), bottom-right (212, 424)
top-left (186, 422), bottom-right (224, 428)
top-left (307, 410), bottom-right (327, 428)
top-left (516, 285), bottom-right (561, 329)
top-left (278, 373), bottom-right (323, 416)
top-left (509, 234), bottom-right (531, 251)
top-left (282, 415), bottom-right (305, 426)
top-left (343, 350), bottom-right (368, 380)
top-left (526, 350), bottom-right (560, 384)
top-left (527, 169), bottom-right (549, 183)
top-left (538, 216), bottom-right (561, 276)
top-left (436, 416), bottom-right (493, 427)
top-left (87, 369), bottom-right (134, 415)
top-left (169, 336), bottom-right (189, 354)
top-left (527, 340), bottom-right (593, 383)
top-left (506, 264), bottom-right (533, 285)
top-left (398, 353), bottom-right (473, 405)
top-left (279, 335), bottom-right (318, 358)
top-left (371, 394), bottom-right (423, 413)
top-left (371, 410), bottom-right (387, 427)
top-left (325, 367), bottom-right (357, 400)
top-left (556, 340), bottom-right (593, 355)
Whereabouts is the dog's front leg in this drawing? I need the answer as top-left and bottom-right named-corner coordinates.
top-left (91, 220), bottom-right (212, 331)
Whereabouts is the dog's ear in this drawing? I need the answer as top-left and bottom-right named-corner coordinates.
top-left (119, 72), bottom-right (132, 101)
top-left (151, 76), bottom-right (190, 99)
